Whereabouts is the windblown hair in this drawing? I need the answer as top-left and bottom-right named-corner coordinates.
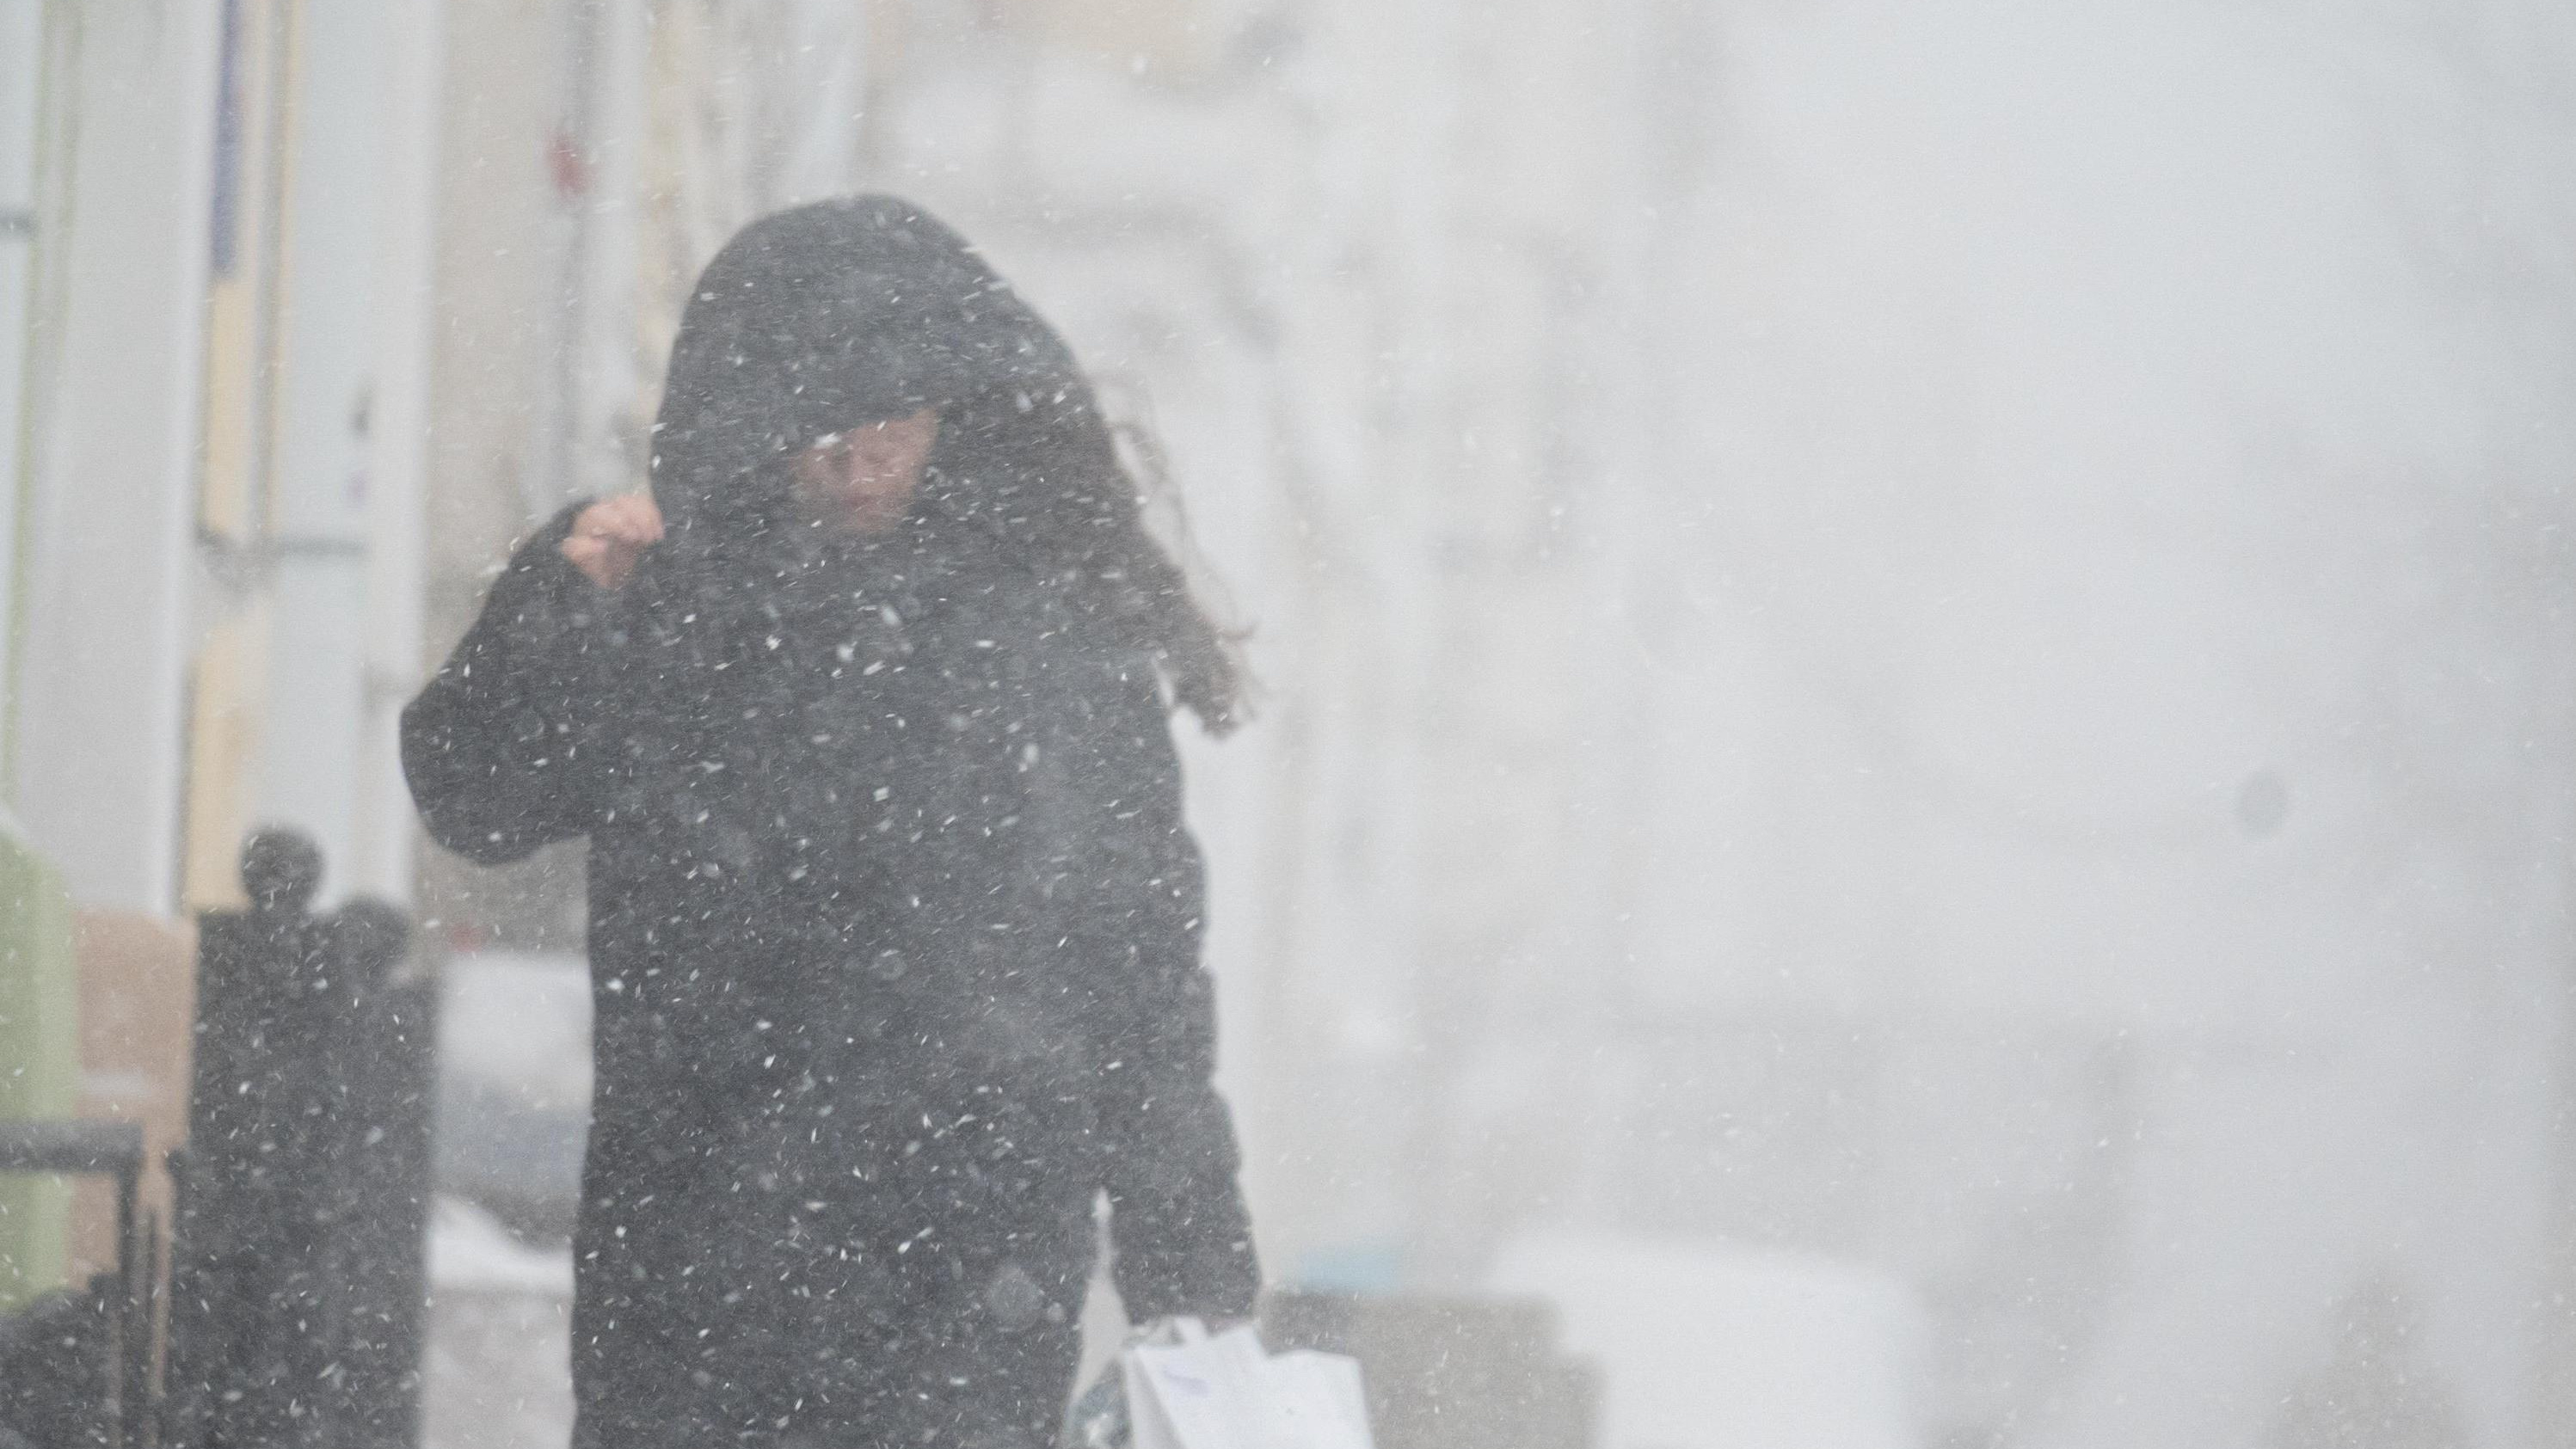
top-left (928, 378), bottom-right (1245, 733)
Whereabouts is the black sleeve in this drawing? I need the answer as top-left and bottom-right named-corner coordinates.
top-left (1050, 653), bottom-right (1262, 1322)
top-left (401, 503), bottom-right (620, 865)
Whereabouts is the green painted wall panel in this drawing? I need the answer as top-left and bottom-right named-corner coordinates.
top-left (0, 822), bottom-right (75, 1310)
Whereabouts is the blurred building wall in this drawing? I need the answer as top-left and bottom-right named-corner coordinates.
top-left (0, 0), bottom-right (224, 1309)
top-left (250, 0), bottom-right (444, 906)
top-left (3, 0), bottom-right (219, 914)
top-left (0, 0), bottom-right (445, 1300)
top-left (0, 0), bottom-right (440, 916)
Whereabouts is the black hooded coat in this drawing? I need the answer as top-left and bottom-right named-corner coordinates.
top-left (402, 198), bottom-right (1259, 1448)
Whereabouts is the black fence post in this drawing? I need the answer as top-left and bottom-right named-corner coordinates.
top-left (323, 900), bottom-right (436, 1449)
top-left (163, 829), bottom-right (427, 1449)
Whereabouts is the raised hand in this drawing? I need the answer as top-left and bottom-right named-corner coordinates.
top-left (559, 493), bottom-right (665, 591)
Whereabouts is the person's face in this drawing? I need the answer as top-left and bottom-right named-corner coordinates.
top-left (789, 408), bottom-right (942, 536)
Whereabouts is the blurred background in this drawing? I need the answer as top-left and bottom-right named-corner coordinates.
top-left (4, 1), bottom-right (2576, 1446)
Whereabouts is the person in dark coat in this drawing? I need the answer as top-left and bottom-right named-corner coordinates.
top-left (402, 195), bottom-right (1260, 1449)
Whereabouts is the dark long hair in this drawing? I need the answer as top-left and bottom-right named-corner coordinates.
top-left (648, 195), bottom-right (1244, 733)
top-left (930, 378), bottom-right (1245, 733)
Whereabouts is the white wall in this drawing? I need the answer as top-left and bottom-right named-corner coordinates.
top-left (10, 0), bottom-right (219, 913)
top-left (3, 0), bottom-right (440, 915)
top-left (0, 0), bottom-right (56, 721)
top-left (258, 0), bottom-right (445, 906)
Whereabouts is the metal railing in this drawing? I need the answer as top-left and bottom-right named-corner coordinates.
top-left (0, 1120), bottom-right (149, 1449)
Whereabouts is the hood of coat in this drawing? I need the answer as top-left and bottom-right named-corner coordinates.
top-left (647, 194), bottom-right (1082, 538)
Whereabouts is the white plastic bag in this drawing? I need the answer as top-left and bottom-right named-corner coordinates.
top-left (1113, 1317), bottom-right (1375, 1449)
top-left (1256, 1348), bottom-right (1374, 1449)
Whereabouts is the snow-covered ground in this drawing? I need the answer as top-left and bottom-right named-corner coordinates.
top-left (1491, 1235), bottom-right (1925, 1449)
top-left (421, 1197), bottom-right (573, 1449)
top-left (423, 955), bottom-right (586, 1449)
